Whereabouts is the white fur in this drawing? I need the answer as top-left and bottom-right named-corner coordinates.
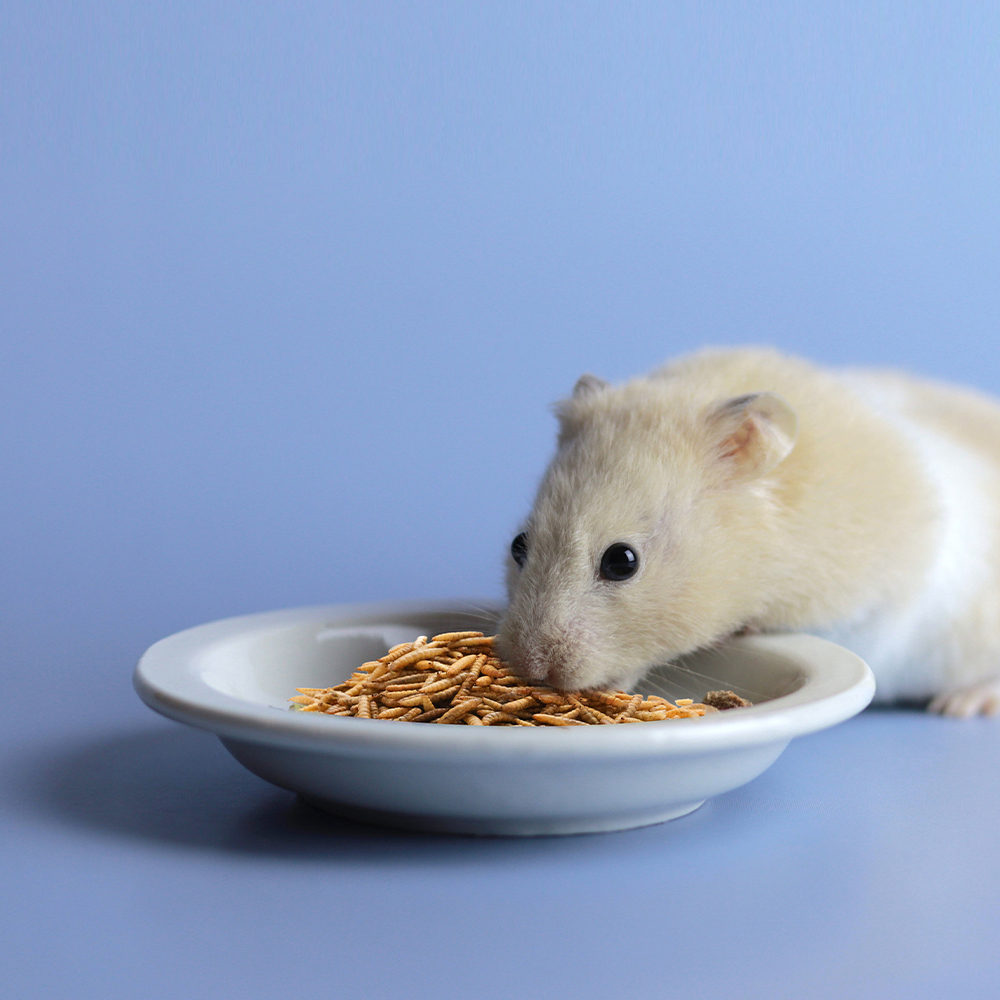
top-left (818, 373), bottom-right (994, 701)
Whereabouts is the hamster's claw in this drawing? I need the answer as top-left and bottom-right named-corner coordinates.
top-left (927, 678), bottom-right (1000, 717)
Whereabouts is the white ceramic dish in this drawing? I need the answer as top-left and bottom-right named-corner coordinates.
top-left (134, 600), bottom-right (875, 836)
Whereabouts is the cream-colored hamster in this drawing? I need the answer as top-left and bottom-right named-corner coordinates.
top-left (497, 347), bottom-right (1000, 716)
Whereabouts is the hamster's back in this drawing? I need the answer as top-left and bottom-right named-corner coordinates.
top-left (654, 348), bottom-right (1000, 707)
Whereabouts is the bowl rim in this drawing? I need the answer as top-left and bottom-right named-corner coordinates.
top-left (133, 599), bottom-right (876, 758)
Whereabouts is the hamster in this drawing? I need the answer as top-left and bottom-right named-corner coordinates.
top-left (497, 347), bottom-right (1000, 716)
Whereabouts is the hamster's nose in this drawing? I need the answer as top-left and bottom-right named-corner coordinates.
top-left (543, 659), bottom-right (579, 690)
top-left (496, 626), bottom-right (579, 686)
top-left (517, 650), bottom-right (549, 683)
top-left (543, 665), bottom-right (568, 689)
top-left (517, 637), bottom-right (582, 689)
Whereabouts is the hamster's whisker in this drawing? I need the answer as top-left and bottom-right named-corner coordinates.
top-left (452, 600), bottom-right (503, 625)
top-left (700, 643), bottom-right (775, 700)
top-left (641, 658), bottom-right (768, 703)
top-left (676, 665), bottom-right (768, 702)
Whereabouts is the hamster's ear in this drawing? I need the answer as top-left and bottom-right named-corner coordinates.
top-left (705, 392), bottom-right (798, 482)
top-left (572, 373), bottom-right (608, 398)
top-left (555, 374), bottom-right (608, 445)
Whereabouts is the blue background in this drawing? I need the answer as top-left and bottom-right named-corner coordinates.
top-left (3, 3), bottom-right (999, 998)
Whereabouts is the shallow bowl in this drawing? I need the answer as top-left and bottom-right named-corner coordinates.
top-left (133, 600), bottom-right (875, 836)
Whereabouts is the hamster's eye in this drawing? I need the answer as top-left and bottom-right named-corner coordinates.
top-left (511, 532), bottom-right (529, 568)
top-left (599, 543), bottom-right (639, 581)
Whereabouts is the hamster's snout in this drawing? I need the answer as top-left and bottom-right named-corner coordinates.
top-left (496, 616), bottom-right (597, 690)
top-left (494, 627), bottom-right (558, 684)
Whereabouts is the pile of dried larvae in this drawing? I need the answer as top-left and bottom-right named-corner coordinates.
top-left (290, 631), bottom-right (751, 726)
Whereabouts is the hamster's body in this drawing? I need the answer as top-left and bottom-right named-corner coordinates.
top-left (498, 348), bottom-right (1000, 715)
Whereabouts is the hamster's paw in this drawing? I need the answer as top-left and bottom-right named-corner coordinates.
top-left (927, 678), bottom-right (1000, 717)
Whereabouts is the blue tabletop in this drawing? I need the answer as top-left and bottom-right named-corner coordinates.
top-left (4, 2), bottom-right (1000, 997)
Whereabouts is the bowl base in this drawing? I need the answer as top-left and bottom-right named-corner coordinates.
top-left (299, 794), bottom-right (706, 837)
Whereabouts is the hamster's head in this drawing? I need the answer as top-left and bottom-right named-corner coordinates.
top-left (497, 373), bottom-right (798, 691)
